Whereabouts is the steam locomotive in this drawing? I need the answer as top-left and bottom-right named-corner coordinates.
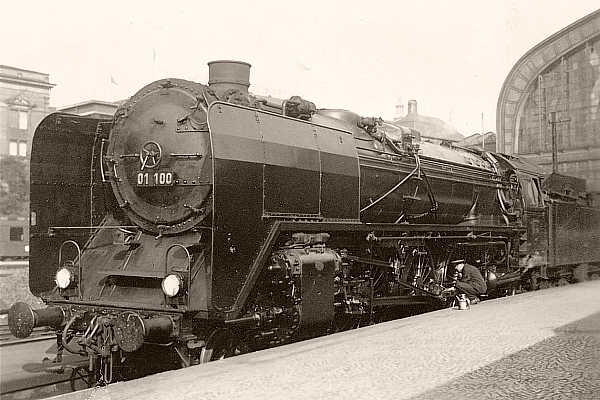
top-left (9, 61), bottom-right (600, 383)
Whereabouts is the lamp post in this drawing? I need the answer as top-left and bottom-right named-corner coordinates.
top-left (481, 112), bottom-right (485, 151)
top-left (548, 112), bottom-right (571, 174)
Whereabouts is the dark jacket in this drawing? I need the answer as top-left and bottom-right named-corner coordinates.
top-left (459, 263), bottom-right (487, 294)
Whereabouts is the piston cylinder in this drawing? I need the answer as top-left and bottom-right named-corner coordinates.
top-left (8, 302), bottom-right (66, 338)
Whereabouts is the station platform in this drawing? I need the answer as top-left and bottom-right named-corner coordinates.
top-left (54, 281), bottom-right (600, 400)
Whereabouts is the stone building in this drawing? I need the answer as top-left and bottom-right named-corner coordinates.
top-left (457, 131), bottom-right (497, 153)
top-left (59, 99), bottom-right (120, 119)
top-left (497, 9), bottom-right (600, 196)
top-left (394, 100), bottom-right (464, 144)
top-left (0, 65), bottom-right (55, 158)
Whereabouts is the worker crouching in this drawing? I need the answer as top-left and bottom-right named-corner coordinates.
top-left (446, 259), bottom-right (487, 304)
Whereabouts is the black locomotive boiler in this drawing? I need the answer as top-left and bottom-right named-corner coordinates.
top-left (9, 61), bottom-right (600, 382)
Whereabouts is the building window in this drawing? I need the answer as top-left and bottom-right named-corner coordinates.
top-left (8, 141), bottom-right (27, 156)
top-left (9, 141), bottom-right (18, 155)
top-left (18, 111), bottom-right (28, 129)
top-left (8, 110), bottom-right (28, 129)
top-left (18, 141), bottom-right (27, 156)
top-left (9, 111), bottom-right (17, 128)
top-left (10, 226), bottom-right (24, 241)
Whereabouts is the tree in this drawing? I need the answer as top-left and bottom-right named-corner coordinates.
top-left (0, 155), bottom-right (29, 217)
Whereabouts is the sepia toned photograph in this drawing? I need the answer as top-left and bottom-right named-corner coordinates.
top-left (1, 1), bottom-right (599, 399)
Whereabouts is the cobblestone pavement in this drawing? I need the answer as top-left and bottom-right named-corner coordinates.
top-left (54, 281), bottom-right (600, 400)
top-left (410, 311), bottom-right (600, 399)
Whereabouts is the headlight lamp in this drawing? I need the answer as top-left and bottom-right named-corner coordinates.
top-left (55, 267), bottom-right (73, 289)
top-left (161, 274), bottom-right (183, 297)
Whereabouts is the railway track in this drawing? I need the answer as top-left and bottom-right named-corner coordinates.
top-left (1, 376), bottom-right (90, 400)
top-left (0, 317), bottom-right (90, 400)
top-left (0, 323), bottom-right (56, 347)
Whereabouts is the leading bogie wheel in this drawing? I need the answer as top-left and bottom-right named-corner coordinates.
top-left (557, 278), bottom-right (569, 286)
top-left (199, 330), bottom-right (249, 363)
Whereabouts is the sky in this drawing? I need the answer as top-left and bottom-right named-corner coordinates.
top-left (2, 1), bottom-right (599, 136)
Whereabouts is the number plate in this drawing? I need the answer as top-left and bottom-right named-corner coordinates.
top-left (136, 171), bottom-right (174, 186)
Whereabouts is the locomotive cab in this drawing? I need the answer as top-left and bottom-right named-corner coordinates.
top-left (519, 174), bottom-right (544, 210)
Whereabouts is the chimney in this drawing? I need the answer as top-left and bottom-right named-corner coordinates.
top-left (395, 103), bottom-right (405, 118)
top-left (208, 60), bottom-right (251, 96)
top-left (407, 99), bottom-right (418, 115)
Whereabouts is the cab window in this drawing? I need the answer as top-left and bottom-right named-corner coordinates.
top-left (521, 176), bottom-right (542, 207)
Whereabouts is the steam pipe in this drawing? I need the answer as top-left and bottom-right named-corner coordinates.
top-left (494, 271), bottom-right (522, 284)
top-left (361, 153), bottom-right (420, 213)
top-left (61, 314), bottom-right (86, 355)
top-left (488, 271), bottom-right (523, 291)
top-left (225, 313), bottom-right (261, 326)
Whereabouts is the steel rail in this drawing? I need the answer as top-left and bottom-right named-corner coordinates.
top-left (0, 334), bottom-right (56, 347)
top-left (0, 373), bottom-right (91, 396)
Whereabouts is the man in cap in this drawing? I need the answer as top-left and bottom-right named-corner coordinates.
top-left (449, 259), bottom-right (487, 303)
